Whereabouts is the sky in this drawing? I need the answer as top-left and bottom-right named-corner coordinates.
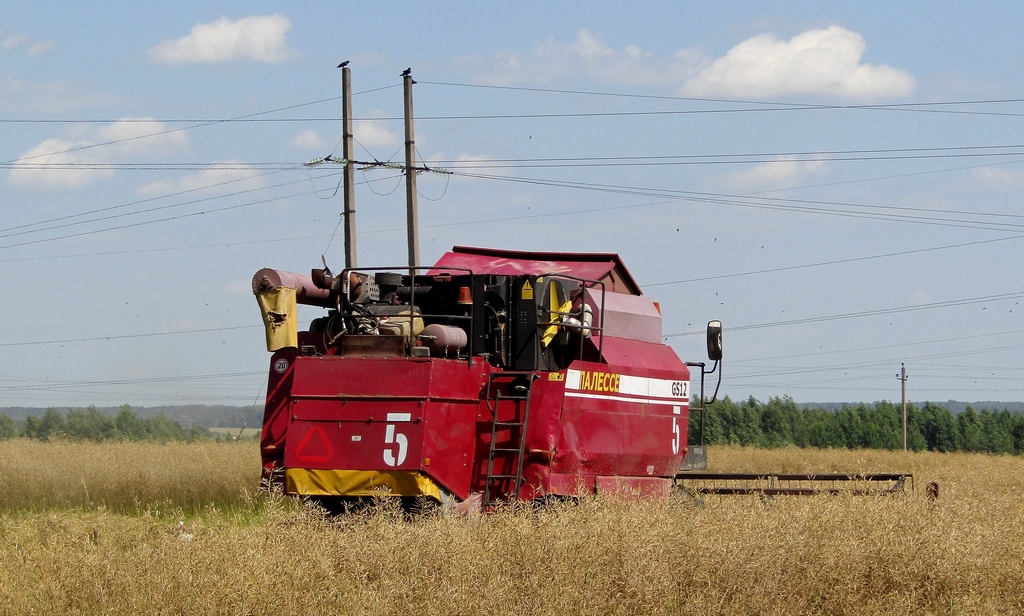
top-left (3, 2), bottom-right (1024, 409)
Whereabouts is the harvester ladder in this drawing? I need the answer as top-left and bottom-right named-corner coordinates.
top-left (483, 372), bottom-right (536, 509)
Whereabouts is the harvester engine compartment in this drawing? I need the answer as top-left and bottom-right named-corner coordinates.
top-left (256, 263), bottom-right (607, 372)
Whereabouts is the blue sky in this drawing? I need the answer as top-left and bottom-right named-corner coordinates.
top-left (3, 3), bottom-right (1024, 408)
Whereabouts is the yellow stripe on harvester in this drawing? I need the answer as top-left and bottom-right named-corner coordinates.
top-left (284, 468), bottom-right (442, 500)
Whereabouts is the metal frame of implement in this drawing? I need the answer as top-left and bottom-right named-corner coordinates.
top-left (675, 472), bottom-right (913, 496)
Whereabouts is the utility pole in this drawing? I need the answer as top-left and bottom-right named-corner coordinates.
top-left (340, 62), bottom-right (357, 268)
top-left (897, 363), bottom-right (908, 450)
top-left (402, 68), bottom-right (420, 268)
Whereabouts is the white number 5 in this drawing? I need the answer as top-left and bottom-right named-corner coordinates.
top-left (671, 405), bottom-right (681, 455)
top-left (383, 413), bottom-right (411, 466)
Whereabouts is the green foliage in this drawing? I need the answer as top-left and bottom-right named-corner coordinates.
top-left (23, 408), bottom-right (67, 441)
top-left (0, 413), bottom-right (15, 440)
top-left (20, 405), bottom-right (207, 443)
top-left (65, 405), bottom-right (116, 442)
top-left (696, 396), bottom-right (1024, 455)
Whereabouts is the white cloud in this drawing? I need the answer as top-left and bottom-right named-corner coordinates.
top-left (463, 26), bottom-right (912, 102)
top-left (3, 34), bottom-right (30, 50)
top-left (136, 162), bottom-right (265, 197)
top-left (725, 157), bottom-right (828, 191)
top-left (94, 118), bottom-right (188, 153)
top-left (970, 166), bottom-right (1024, 191)
top-left (908, 290), bottom-right (932, 305)
top-left (684, 26), bottom-right (915, 100)
top-left (354, 119), bottom-right (400, 149)
top-left (0, 77), bottom-right (116, 114)
top-left (286, 119), bottom-right (398, 157)
top-left (287, 129), bottom-right (326, 151)
top-left (27, 40), bottom-right (55, 56)
top-left (148, 15), bottom-right (295, 64)
top-left (8, 138), bottom-right (112, 190)
top-left (2, 32), bottom-right (54, 55)
top-left (459, 29), bottom-right (702, 87)
top-left (8, 119), bottom-right (189, 191)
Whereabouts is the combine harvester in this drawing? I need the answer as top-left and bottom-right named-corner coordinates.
top-left (254, 246), bottom-right (726, 509)
top-left (251, 67), bottom-right (910, 509)
top-left (252, 247), bottom-right (911, 510)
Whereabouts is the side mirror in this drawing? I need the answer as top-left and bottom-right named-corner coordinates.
top-left (706, 320), bottom-right (723, 361)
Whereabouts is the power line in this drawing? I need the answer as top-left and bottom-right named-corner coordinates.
top-left (0, 176), bottom-right (303, 240)
top-left (665, 290), bottom-right (1024, 338)
top-left (5, 87), bottom-right (1024, 131)
top-left (419, 81), bottom-right (1024, 117)
top-left (424, 144), bottom-right (1024, 167)
top-left (644, 235), bottom-right (1024, 287)
top-left (2, 97), bottom-right (338, 166)
top-left (449, 171), bottom-right (1024, 232)
top-left (0, 325), bottom-right (259, 347)
top-left (0, 191), bottom-right (306, 250)
top-left (0, 371), bottom-right (263, 392)
top-left (728, 328), bottom-right (1024, 364)
top-left (9, 144), bottom-right (1024, 173)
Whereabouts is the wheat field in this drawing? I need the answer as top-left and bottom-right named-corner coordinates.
top-left (1, 440), bottom-right (1022, 614)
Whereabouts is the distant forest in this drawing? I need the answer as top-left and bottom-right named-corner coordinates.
top-left (694, 396), bottom-right (1024, 454)
top-left (0, 404), bottom-right (260, 443)
top-left (3, 398), bottom-right (1024, 454)
top-left (0, 404), bottom-right (259, 429)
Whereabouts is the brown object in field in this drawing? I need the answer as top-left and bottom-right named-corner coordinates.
top-left (926, 481), bottom-right (940, 501)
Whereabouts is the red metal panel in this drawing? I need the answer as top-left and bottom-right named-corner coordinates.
top-left (286, 355), bottom-right (489, 400)
top-left (286, 400), bottom-right (425, 470)
top-left (552, 360), bottom-right (691, 485)
top-left (594, 337), bottom-right (689, 379)
top-left (430, 246), bottom-right (641, 294)
top-left (516, 374), bottom-right (565, 498)
top-left (549, 472), bottom-right (596, 497)
top-left (260, 347), bottom-right (298, 484)
top-left (279, 355), bottom-right (492, 500)
top-left (419, 400), bottom-right (480, 498)
top-left (597, 294), bottom-right (664, 343)
top-left (595, 476), bottom-right (673, 499)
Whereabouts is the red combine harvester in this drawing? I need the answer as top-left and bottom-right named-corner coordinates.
top-left (253, 245), bottom-right (723, 509)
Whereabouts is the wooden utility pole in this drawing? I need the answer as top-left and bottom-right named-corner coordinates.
top-left (403, 69), bottom-right (420, 268)
top-left (897, 363), bottom-right (908, 450)
top-left (340, 64), bottom-right (357, 268)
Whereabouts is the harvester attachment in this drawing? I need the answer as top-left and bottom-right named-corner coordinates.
top-left (675, 472), bottom-right (913, 497)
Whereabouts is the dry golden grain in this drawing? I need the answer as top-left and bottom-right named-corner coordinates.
top-left (1, 442), bottom-right (1022, 614)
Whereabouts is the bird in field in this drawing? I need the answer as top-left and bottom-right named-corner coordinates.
top-left (337, 60), bottom-right (349, 68)
top-left (401, 67), bottom-right (411, 77)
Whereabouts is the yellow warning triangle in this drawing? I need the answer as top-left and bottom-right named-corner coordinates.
top-left (521, 279), bottom-right (534, 300)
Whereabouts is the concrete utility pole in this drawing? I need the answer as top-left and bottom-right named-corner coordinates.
top-left (897, 363), bottom-right (908, 450)
top-left (402, 68), bottom-right (420, 268)
top-left (340, 63), bottom-right (357, 268)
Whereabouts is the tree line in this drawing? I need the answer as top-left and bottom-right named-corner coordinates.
top-left (691, 396), bottom-right (1024, 454)
top-left (3, 398), bottom-right (1023, 453)
top-left (0, 405), bottom-right (211, 442)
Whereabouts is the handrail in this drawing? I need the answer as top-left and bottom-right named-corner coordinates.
top-left (534, 272), bottom-right (606, 365)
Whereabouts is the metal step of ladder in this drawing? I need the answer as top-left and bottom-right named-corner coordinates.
top-left (483, 372), bottom-right (535, 509)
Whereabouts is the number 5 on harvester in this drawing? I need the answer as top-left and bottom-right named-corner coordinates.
top-left (671, 405), bottom-right (681, 455)
top-left (383, 412), bottom-right (411, 466)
